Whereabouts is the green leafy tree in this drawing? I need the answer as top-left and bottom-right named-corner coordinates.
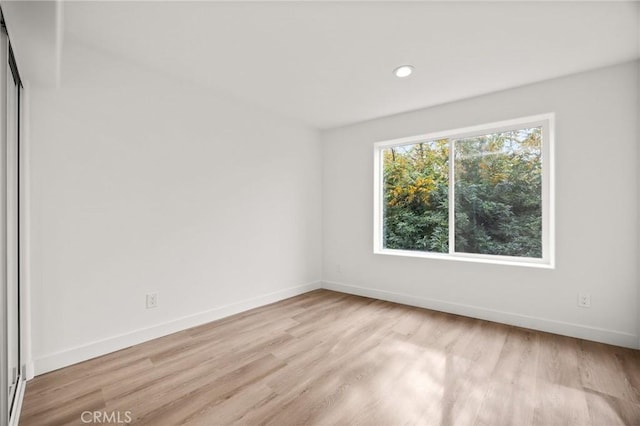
top-left (382, 128), bottom-right (542, 258)
top-left (383, 140), bottom-right (449, 253)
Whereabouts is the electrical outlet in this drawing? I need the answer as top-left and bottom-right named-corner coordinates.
top-left (336, 264), bottom-right (342, 274)
top-left (578, 293), bottom-right (591, 308)
top-left (146, 293), bottom-right (158, 309)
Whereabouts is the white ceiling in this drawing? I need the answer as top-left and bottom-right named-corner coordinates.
top-left (9, 1), bottom-right (640, 129)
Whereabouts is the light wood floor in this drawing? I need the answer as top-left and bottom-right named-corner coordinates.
top-left (20, 289), bottom-right (640, 425)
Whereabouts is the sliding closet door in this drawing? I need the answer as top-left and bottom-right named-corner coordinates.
top-left (6, 43), bottom-right (19, 419)
top-left (0, 22), bottom-right (6, 425)
top-left (0, 19), bottom-right (21, 424)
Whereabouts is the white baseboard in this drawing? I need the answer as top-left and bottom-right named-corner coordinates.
top-left (34, 281), bottom-right (321, 375)
top-left (322, 280), bottom-right (639, 349)
top-left (24, 362), bottom-right (34, 381)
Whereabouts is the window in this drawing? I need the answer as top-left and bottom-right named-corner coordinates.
top-left (373, 114), bottom-right (554, 267)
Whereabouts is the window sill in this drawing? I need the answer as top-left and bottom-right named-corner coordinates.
top-left (374, 248), bottom-right (555, 269)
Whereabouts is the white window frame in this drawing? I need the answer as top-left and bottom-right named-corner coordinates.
top-left (373, 113), bottom-right (555, 269)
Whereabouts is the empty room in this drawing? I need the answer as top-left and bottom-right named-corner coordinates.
top-left (1, 0), bottom-right (639, 425)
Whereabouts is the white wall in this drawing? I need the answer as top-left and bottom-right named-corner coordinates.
top-left (28, 41), bottom-right (322, 374)
top-left (322, 61), bottom-right (639, 348)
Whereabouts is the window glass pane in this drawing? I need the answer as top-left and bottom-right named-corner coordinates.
top-left (454, 127), bottom-right (542, 258)
top-left (382, 140), bottom-right (449, 253)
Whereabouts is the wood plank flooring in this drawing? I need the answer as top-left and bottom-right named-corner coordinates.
top-left (20, 289), bottom-right (640, 425)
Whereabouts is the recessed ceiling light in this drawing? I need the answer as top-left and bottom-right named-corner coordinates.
top-left (393, 65), bottom-right (414, 78)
